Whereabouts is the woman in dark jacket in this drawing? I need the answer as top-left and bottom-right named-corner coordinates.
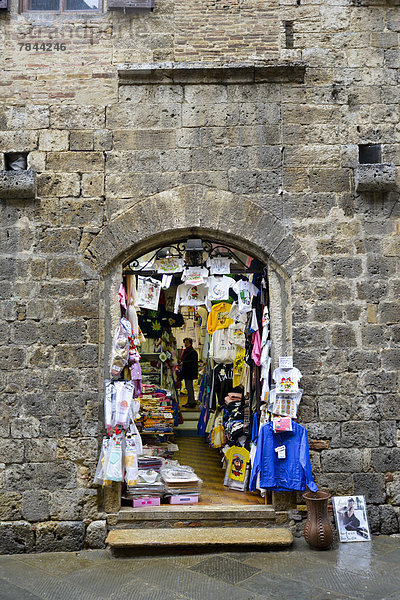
top-left (180, 337), bottom-right (198, 408)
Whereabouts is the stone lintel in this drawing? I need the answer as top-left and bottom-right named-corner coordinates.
top-left (0, 170), bottom-right (36, 200)
top-left (117, 61), bottom-right (306, 85)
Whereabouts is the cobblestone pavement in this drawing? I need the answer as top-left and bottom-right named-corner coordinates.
top-left (0, 535), bottom-right (399, 600)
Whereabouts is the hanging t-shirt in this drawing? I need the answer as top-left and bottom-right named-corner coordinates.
top-left (213, 363), bottom-right (233, 407)
top-left (207, 276), bottom-right (233, 302)
top-left (224, 446), bottom-right (250, 483)
top-left (232, 279), bottom-right (260, 313)
top-left (181, 267), bottom-right (209, 286)
top-left (156, 257), bottom-right (184, 274)
top-left (228, 322), bottom-right (246, 348)
top-left (174, 283), bottom-right (211, 313)
top-left (232, 348), bottom-right (246, 387)
top-left (206, 257), bottom-right (233, 275)
top-left (207, 302), bottom-right (233, 334)
top-left (272, 367), bottom-right (302, 394)
top-left (136, 277), bottom-right (161, 311)
top-left (209, 329), bottom-right (236, 364)
top-left (272, 390), bottom-right (303, 418)
top-left (251, 330), bottom-right (262, 367)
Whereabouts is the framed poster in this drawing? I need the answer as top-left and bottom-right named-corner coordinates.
top-left (332, 495), bottom-right (371, 542)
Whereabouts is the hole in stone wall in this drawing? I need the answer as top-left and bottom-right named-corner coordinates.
top-left (358, 144), bottom-right (382, 164)
top-left (283, 21), bottom-right (294, 48)
top-left (5, 152), bottom-right (28, 171)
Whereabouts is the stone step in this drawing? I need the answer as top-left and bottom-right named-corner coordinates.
top-left (180, 410), bottom-right (199, 419)
top-left (113, 504), bottom-right (277, 529)
top-left (107, 526), bottom-right (293, 549)
top-left (175, 422), bottom-right (198, 431)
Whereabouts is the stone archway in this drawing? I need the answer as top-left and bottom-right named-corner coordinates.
top-left (84, 184), bottom-right (310, 512)
top-left (84, 184), bottom-right (309, 377)
top-left (85, 185), bottom-right (307, 277)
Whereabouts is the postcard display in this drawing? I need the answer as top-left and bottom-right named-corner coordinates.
top-left (94, 254), bottom-right (318, 507)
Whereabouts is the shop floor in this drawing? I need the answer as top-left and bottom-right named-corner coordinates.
top-left (173, 436), bottom-right (265, 506)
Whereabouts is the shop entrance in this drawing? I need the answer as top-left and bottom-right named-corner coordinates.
top-left (111, 238), bottom-right (274, 509)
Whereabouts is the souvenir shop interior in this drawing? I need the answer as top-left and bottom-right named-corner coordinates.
top-left (94, 239), bottom-right (318, 509)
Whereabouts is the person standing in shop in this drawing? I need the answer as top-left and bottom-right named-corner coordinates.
top-left (180, 337), bottom-right (198, 408)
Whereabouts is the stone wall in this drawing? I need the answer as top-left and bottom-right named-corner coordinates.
top-left (0, 0), bottom-right (399, 552)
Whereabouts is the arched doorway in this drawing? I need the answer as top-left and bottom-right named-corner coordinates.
top-left (85, 186), bottom-right (309, 514)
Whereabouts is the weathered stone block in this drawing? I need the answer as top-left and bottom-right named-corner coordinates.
top-left (81, 174), bottom-right (104, 197)
top-left (54, 344), bottom-right (98, 366)
top-left (27, 151), bottom-right (46, 172)
top-left (367, 505), bottom-right (381, 533)
top-left (386, 474), bottom-right (400, 506)
top-left (6, 462), bottom-right (76, 491)
top-left (10, 417), bottom-right (40, 439)
top-left (11, 321), bottom-right (39, 345)
top-left (318, 397), bottom-right (352, 422)
top-left (24, 439), bottom-right (57, 462)
top-left (362, 325), bottom-right (391, 347)
top-left (113, 129), bottom-right (175, 150)
top-left (57, 438), bottom-right (98, 466)
top-left (107, 102), bottom-right (181, 129)
top-left (362, 370), bottom-right (394, 393)
top-left (330, 257), bottom-right (362, 278)
top-left (348, 350), bottom-right (379, 372)
top-left (379, 505), bottom-right (399, 534)
top-left (69, 131), bottom-right (94, 151)
top-left (160, 149), bottom-right (192, 172)
top-left (21, 490), bottom-right (50, 522)
top-left (39, 130), bottom-right (69, 152)
top-left (94, 130), bottom-right (113, 151)
top-left (0, 439), bottom-right (24, 464)
top-left (0, 106), bottom-right (49, 130)
top-left (355, 163), bottom-right (396, 192)
top-left (0, 521), bottom-right (34, 554)
top-left (37, 173), bottom-right (80, 198)
top-left (353, 473), bottom-right (386, 504)
top-left (46, 152), bottom-right (104, 173)
top-left (48, 257), bottom-right (97, 280)
top-left (371, 448), bottom-right (400, 472)
top-left (84, 519), bottom-right (107, 549)
top-left (341, 421), bottom-right (380, 448)
top-left (293, 326), bottom-right (330, 349)
top-left (0, 131), bottom-right (38, 153)
top-left (379, 302), bottom-right (399, 324)
top-left (0, 492), bottom-right (21, 520)
top-left (321, 449), bottom-right (364, 472)
top-left (0, 170), bottom-right (36, 200)
top-left (50, 489), bottom-right (97, 520)
top-left (36, 521), bottom-right (85, 552)
top-left (38, 227), bottom-right (81, 254)
top-left (380, 421), bottom-right (397, 447)
top-left (50, 106), bottom-right (105, 130)
top-left (367, 256), bottom-right (396, 278)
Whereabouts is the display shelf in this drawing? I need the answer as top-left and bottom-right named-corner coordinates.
top-left (140, 352), bottom-right (163, 386)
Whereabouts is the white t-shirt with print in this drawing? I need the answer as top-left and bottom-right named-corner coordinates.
top-left (207, 275), bottom-right (233, 302)
top-left (232, 279), bottom-right (260, 313)
top-left (174, 283), bottom-right (211, 313)
top-left (181, 267), bottom-right (209, 286)
top-left (156, 257), bottom-right (184, 274)
top-left (272, 367), bottom-right (302, 394)
top-left (136, 276), bottom-right (161, 311)
top-left (206, 257), bottom-right (233, 275)
top-left (270, 388), bottom-right (303, 418)
top-left (227, 302), bottom-right (247, 347)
